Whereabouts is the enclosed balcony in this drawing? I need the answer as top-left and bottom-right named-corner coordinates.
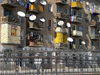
top-left (28, 21), bottom-right (43, 31)
top-left (0, 16), bottom-right (20, 24)
top-left (90, 34), bottom-right (100, 40)
top-left (90, 5), bottom-right (100, 15)
top-left (56, 0), bottom-right (68, 5)
top-left (71, 1), bottom-right (83, 9)
top-left (71, 16), bottom-right (82, 23)
top-left (26, 32), bottom-right (44, 47)
top-left (1, 0), bottom-right (17, 8)
top-left (92, 8), bottom-right (100, 15)
top-left (56, 13), bottom-right (69, 20)
top-left (28, 4), bottom-right (44, 13)
top-left (72, 30), bottom-right (83, 37)
top-left (1, 24), bottom-right (20, 44)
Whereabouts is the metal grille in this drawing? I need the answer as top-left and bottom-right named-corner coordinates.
top-left (0, 50), bottom-right (100, 75)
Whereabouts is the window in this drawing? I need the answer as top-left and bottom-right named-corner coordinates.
top-left (98, 5), bottom-right (100, 10)
top-left (65, 9), bottom-right (69, 14)
top-left (72, 0), bottom-right (76, 2)
top-left (99, 41), bottom-right (100, 47)
top-left (85, 27), bottom-right (88, 34)
top-left (80, 0), bottom-right (83, 3)
top-left (78, 26), bottom-right (82, 31)
top-left (48, 4), bottom-right (53, 12)
top-left (91, 28), bottom-right (95, 34)
top-left (79, 39), bottom-right (82, 45)
top-left (85, 41), bottom-right (88, 47)
top-left (91, 3), bottom-right (95, 9)
top-left (48, 19), bottom-right (52, 30)
top-left (4, 9), bottom-right (12, 16)
top-left (11, 26), bottom-right (17, 36)
top-left (73, 39), bottom-right (76, 44)
top-left (85, 5), bottom-right (90, 10)
top-left (71, 11), bottom-right (77, 16)
top-left (48, 35), bottom-right (52, 43)
top-left (91, 41), bottom-right (94, 46)
top-left (56, 5), bottom-right (62, 13)
top-left (65, 0), bottom-right (68, 3)
top-left (18, 16), bottom-right (24, 23)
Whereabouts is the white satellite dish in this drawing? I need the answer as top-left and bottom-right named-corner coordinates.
top-left (67, 37), bottom-right (73, 42)
top-left (67, 22), bottom-right (71, 28)
top-left (99, 31), bottom-right (100, 33)
top-left (58, 21), bottom-right (64, 26)
top-left (29, 0), bottom-right (36, 3)
top-left (17, 11), bottom-right (25, 17)
top-left (86, 2), bottom-right (89, 5)
top-left (29, 15), bottom-right (36, 21)
top-left (40, 18), bottom-right (46, 22)
top-left (55, 27), bottom-right (63, 33)
top-left (40, 0), bottom-right (47, 5)
top-left (81, 41), bottom-right (86, 45)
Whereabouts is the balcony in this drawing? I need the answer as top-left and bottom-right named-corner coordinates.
top-left (90, 34), bottom-right (100, 40)
top-left (1, 24), bottom-right (20, 44)
top-left (29, 41), bottom-right (43, 47)
top-left (90, 7), bottom-right (100, 15)
top-left (56, 13), bottom-right (69, 20)
top-left (71, 16), bottom-right (82, 23)
top-left (0, 16), bottom-right (20, 24)
top-left (1, 0), bottom-right (17, 8)
top-left (28, 21), bottom-right (43, 31)
top-left (26, 33), bottom-right (44, 47)
top-left (72, 30), bottom-right (83, 37)
top-left (56, 0), bottom-right (68, 5)
top-left (71, 1), bottom-right (83, 9)
top-left (28, 4), bottom-right (43, 13)
top-left (89, 20), bottom-right (96, 27)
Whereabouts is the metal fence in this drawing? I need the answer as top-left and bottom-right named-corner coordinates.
top-left (0, 49), bottom-right (100, 75)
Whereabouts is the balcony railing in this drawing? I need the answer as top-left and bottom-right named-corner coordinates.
top-left (28, 4), bottom-right (44, 13)
top-left (90, 34), bottom-right (100, 39)
top-left (56, 13), bottom-right (69, 19)
top-left (71, 1), bottom-right (83, 8)
top-left (28, 21), bottom-right (43, 31)
top-left (71, 16), bottom-right (82, 23)
top-left (90, 7), bottom-right (100, 15)
top-left (2, 0), bottom-right (17, 7)
top-left (0, 16), bottom-right (20, 24)
top-left (56, 0), bottom-right (68, 4)
top-left (89, 20), bottom-right (96, 26)
top-left (72, 30), bottom-right (83, 37)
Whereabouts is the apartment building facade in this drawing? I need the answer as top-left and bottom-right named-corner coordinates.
top-left (0, 0), bottom-right (100, 51)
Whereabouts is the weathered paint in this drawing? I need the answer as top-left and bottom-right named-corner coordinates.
top-left (1, 24), bottom-right (20, 44)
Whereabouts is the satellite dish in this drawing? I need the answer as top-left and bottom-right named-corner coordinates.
top-left (55, 27), bottom-right (63, 33)
top-left (81, 41), bottom-right (86, 45)
top-left (67, 37), bottom-right (73, 42)
top-left (86, 2), bottom-right (89, 5)
top-left (29, 15), bottom-right (36, 21)
top-left (67, 22), bottom-right (71, 28)
top-left (58, 21), bottom-right (64, 26)
top-left (99, 31), bottom-right (100, 33)
top-left (17, 11), bottom-right (25, 17)
top-left (40, 0), bottom-right (47, 5)
top-left (40, 18), bottom-right (46, 22)
top-left (29, 0), bottom-right (36, 3)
